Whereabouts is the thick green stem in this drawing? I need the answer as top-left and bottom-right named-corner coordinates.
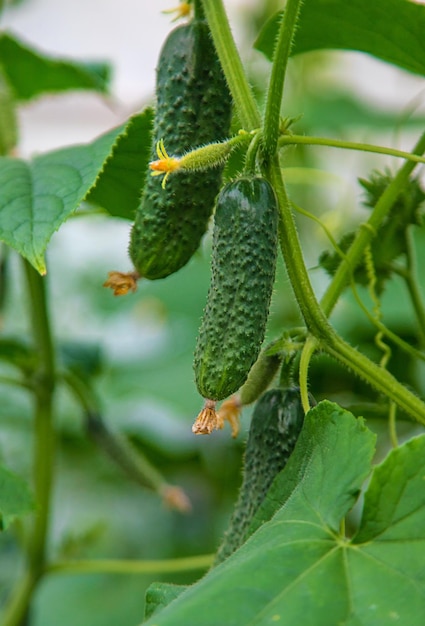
top-left (268, 156), bottom-right (332, 338)
top-left (320, 131), bottom-right (425, 317)
top-left (324, 333), bottom-right (425, 423)
top-left (24, 262), bottom-right (56, 574)
top-left (262, 0), bottom-right (304, 159)
top-left (201, 0), bottom-right (260, 130)
top-left (2, 261), bottom-right (56, 626)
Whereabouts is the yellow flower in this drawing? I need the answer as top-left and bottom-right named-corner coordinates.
top-left (149, 139), bottom-right (181, 188)
top-left (162, 2), bottom-right (192, 22)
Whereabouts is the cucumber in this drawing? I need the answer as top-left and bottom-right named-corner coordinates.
top-left (214, 387), bottom-right (310, 564)
top-left (217, 339), bottom-right (284, 437)
top-left (193, 177), bottom-right (278, 433)
top-left (129, 20), bottom-right (232, 280)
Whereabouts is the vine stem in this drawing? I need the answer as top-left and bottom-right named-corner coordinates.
top-left (320, 131), bottom-right (425, 317)
top-left (269, 155), bottom-right (425, 424)
top-left (279, 134), bottom-right (425, 166)
top-left (404, 228), bottom-right (425, 343)
top-left (46, 554), bottom-right (213, 576)
top-left (292, 200), bottom-right (425, 363)
top-left (262, 0), bottom-right (304, 159)
top-left (324, 333), bottom-right (425, 423)
top-left (299, 335), bottom-right (317, 413)
top-left (388, 402), bottom-right (399, 448)
top-left (201, 0), bottom-right (425, 423)
top-left (2, 261), bottom-right (56, 626)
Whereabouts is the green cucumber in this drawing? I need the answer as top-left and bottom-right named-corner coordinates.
top-left (214, 387), bottom-right (309, 564)
top-left (129, 20), bottom-right (232, 280)
top-left (194, 177), bottom-right (278, 412)
top-left (217, 339), bottom-right (284, 437)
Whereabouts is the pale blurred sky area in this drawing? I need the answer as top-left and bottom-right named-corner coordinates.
top-left (2, 0), bottom-right (255, 156)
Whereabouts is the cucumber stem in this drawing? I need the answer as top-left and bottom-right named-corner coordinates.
top-left (262, 0), bottom-right (304, 160)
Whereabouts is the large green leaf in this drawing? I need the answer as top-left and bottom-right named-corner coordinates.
top-left (85, 107), bottom-right (153, 220)
top-left (143, 402), bottom-right (425, 626)
top-left (0, 464), bottom-right (34, 530)
top-left (0, 112), bottom-right (151, 273)
top-left (0, 32), bottom-right (110, 100)
top-left (255, 0), bottom-right (425, 77)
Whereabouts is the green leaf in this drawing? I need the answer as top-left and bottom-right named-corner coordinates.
top-left (144, 583), bottom-right (188, 620)
top-left (0, 32), bottom-right (110, 101)
top-left (85, 108), bottom-right (153, 220)
top-left (354, 434), bottom-right (425, 544)
top-left (0, 463), bottom-right (34, 530)
top-left (248, 401), bottom-right (375, 536)
top-left (0, 120), bottom-right (129, 273)
top-left (255, 0), bottom-right (425, 77)
top-left (142, 402), bottom-right (425, 625)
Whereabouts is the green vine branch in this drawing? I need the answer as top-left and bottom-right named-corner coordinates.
top-left (262, 0), bottom-right (304, 159)
top-left (46, 554), bottom-right (213, 576)
top-left (292, 200), bottom-right (425, 365)
top-left (299, 335), bottom-right (317, 413)
top-left (399, 228), bottom-right (425, 343)
top-left (279, 134), bottom-right (425, 166)
top-left (2, 261), bottom-right (56, 626)
top-left (320, 131), bottom-right (425, 317)
top-left (198, 0), bottom-right (425, 424)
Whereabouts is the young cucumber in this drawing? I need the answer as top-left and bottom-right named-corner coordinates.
top-left (217, 339), bottom-right (284, 437)
top-left (193, 177), bottom-right (278, 433)
top-left (129, 20), bottom-right (232, 280)
top-left (214, 387), bottom-right (310, 564)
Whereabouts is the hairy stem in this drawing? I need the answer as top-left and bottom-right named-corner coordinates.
top-left (262, 0), bottom-right (304, 159)
top-left (279, 134), bottom-right (425, 166)
top-left (323, 332), bottom-right (425, 423)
